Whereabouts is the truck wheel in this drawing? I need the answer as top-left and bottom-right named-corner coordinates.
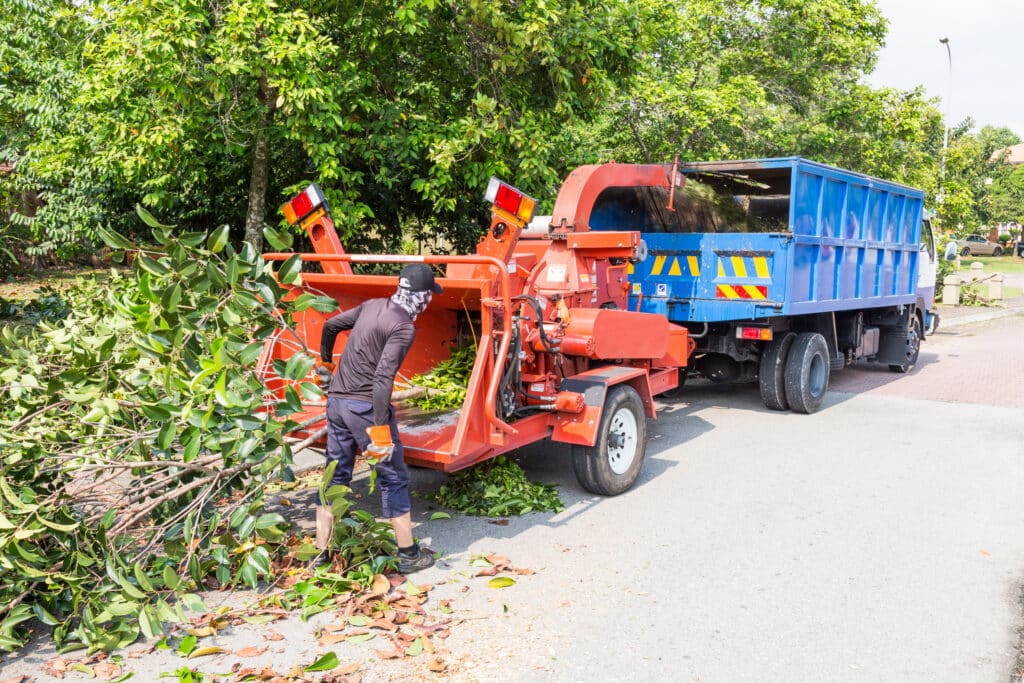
top-left (888, 314), bottom-right (922, 374)
top-left (783, 332), bottom-right (830, 414)
top-left (758, 332), bottom-right (795, 411)
top-left (572, 384), bottom-right (647, 496)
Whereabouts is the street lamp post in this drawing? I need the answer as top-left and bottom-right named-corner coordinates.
top-left (938, 36), bottom-right (953, 204)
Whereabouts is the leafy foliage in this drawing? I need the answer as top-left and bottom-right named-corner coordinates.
top-left (426, 456), bottom-right (563, 517)
top-left (0, 220), bottom-right (375, 653)
top-left (407, 346), bottom-right (476, 411)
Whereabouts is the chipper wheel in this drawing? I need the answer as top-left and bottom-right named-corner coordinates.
top-left (572, 385), bottom-right (647, 496)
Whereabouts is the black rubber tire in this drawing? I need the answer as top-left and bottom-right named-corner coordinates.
top-left (572, 384), bottom-right (647, 496)
top-left (783, 332), bottom-right (830, 414)
top-left (960, 246), bottom-right (971, 257)
top-left (993, 247), bottom-right (1003, 257)
top-left (758, 332), bottom-right (796, 411)
top-left (888, 314), bottom-right (922, 374)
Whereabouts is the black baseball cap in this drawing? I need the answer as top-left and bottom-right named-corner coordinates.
top-left (398, 263), bottom-right (443, 294)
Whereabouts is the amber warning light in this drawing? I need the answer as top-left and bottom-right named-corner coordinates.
top-left (282, 183), bottom-right (327, 226)
top-left (485, 177), bottom-right (536, 224)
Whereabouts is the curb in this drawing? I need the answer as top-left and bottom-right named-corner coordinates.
top-left (937, 306), bottom-right (1024, 329)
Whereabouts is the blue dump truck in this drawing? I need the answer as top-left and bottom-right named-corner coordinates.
top-left (573, 157), bottom-right (939, 413)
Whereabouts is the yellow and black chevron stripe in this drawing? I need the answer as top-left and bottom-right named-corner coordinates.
top-left (716, 284), bottom-right (769, 300)
top-left (629, 253), bottom-right (702, 276)
top-left (715, 255), bottom-right (771, 279)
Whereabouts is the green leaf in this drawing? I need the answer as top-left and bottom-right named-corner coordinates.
top-left (276, 253), bottom-right (303, 285)
top-left (304, 651), bottom-right (339, 672)
top-left (263, 225), bottom-right (293, 250)
top-left (206, 225), bottom-right (230, 253)
top-left (162, 566), bottom-right (181, 591)
top-left (177, 634), bottom-right (198, 656)
top-left (429, 511), bottom-right (451, 520)
top-left (136, 203), bottom-right (174, 229)
top-left (405, 637), bottom-right (423, 657)
top-left (487, 577), bottom-right (515, 589)
top-left (179, 593), bottom-right (206, 613)
top-left (97, 225), bottom-right (136, 250)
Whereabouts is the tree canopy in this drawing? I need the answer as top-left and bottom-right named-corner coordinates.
top-left (0, 0), bottom-right (1015, 261)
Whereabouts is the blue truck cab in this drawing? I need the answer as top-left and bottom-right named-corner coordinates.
top-left (586, 157), bottom-right (938, 413)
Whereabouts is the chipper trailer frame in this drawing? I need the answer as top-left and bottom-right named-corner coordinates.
top-left (260, 171), bottom-right (693, 495)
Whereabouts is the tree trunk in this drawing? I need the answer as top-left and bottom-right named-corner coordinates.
top-left (243, 72), bottom-right (278, 251)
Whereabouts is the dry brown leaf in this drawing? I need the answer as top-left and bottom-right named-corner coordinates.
top-left (263, 630), bottom-right (285, 641)
top-left (421, 635), bottom-right (435, 654)
top-left (388, 574), bottom-right (406, 588)
top-left (475, 567), bottom-right (498, 577)
top-left (278, 497), bottom-right (292, 506)
top-left (485, 554), bottom-right (510, 567)
top-left (234, 646), bottom-right (267, 657)
top-left (189, 625), bottom-right (217, 637)
top-left (513, 567), bottom-right (536, 576)
top-left (487, 519), bottom-right (510, 526)
top-left (94, 661), bottom-right (123, 681)
top-left (408, 614), bottom-right (425, 626)
top-left (233, 666), bottom-right (278, 682)
top-left (375, 648), bottom-right (403, 660)
top-left (459, 585), bottom-right (470, 593)
top-left (370, 618), bottom-right (397, 632)
top-left (337, 662), bottom-right (361, 675)
top-left (980, 549), bottom-right (991, 556)
top-left (319, 633), bottom-right (349, 646)
top-left (0, 677), bottom-right (31, 683)
top-left (427, 657), bottom-right (448, 673)
top-left (371, 574), bottom-right (390, 596)
top-left (322, 621), bottom-right (348, 633)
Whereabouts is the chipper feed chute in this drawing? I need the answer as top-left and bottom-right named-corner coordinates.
top-left (260, 170), bottom-right (693, 494)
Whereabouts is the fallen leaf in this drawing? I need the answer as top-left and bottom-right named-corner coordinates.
top-left (93, 661), bottom-right (122, 681)
top-left (337, 662), bottom-right (361, 675)
top-left (513, 567), bottom-right (536, 576)
top-left (370, 618), bottom-right (397, 632)
top-left (278, 497), bottom-right (292, 506)
top-left (475, 567), bottom-right (498, 577)
top-left (371, 574), bottom-right (390, 596)
top-left (405, 637), bottom-right (423, 657)
top-left (304, 651), bottom-right (339, 672)
top-left (235, 646), bottom-right (267, 657)
top-left (233, 666), bottom-right (278, 681)
top-left (488, 577), bottom-right (515, 589)
top-left (1, 677), bottom-right (31, 683)
top-left (346, 633), bottom-right (376, 643)
top-left (374, 648), bottom-right (403, 660)
top-left (319, 634), bottom-right (349, 646)
top-left (402, 580), bottom-right (423, 596)
top-left (429, 512), bottom-right (451, 520)
top-left (427, 657), bottom-right (448, 673)
top-left (485, 554), bottom-right (510, 567)
top-left (487, 519), bottom-right (510, 526)
top-left (188, 646), bottom-right (226, 659)
top-left (422, 635), bottom-right (435, 654)
top-left (459, 586), bottom-right (470, 593)
top-left (980, 549), bottom-right (991, 556)
top-left (189, 626), bottom-right (217, 637)
top-left (263, 630), bottom-right (285, 641)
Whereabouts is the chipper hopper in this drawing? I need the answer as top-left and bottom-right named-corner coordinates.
top-left (260, 167), bottom-right (693, 495)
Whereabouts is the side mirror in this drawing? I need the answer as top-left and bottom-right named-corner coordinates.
top-left (944, 241), bottom-right (959, 261)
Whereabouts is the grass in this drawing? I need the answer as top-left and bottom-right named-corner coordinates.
top-left (959, 255), bottom-right (1024, 275)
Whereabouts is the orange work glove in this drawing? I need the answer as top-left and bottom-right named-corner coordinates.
top-left (365, 425), bottom-right (395, 463)
top-left (315, 360), bottom-right (335, 389)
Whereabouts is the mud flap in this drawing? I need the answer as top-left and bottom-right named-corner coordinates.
top-left (551, 366), bottom-right (653, 447)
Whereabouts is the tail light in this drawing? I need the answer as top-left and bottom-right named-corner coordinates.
top-left (281, 183), bottom-right (327, 225)
top-left (485, 177), bottom-right (537, 224)
top-left (737, 326), bottom-right (773, 341)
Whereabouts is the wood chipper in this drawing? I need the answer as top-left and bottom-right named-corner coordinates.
top-left (259, 166), bottom-right (693, 495)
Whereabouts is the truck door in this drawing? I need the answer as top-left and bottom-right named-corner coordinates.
top-left (917, 217), bottom-right (937, 306)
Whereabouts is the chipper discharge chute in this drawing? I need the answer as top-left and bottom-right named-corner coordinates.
top-left (260, 171), bottom-right (693, 495)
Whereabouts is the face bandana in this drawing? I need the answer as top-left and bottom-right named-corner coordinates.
top-left (391, 288), bottom-right (432, 321)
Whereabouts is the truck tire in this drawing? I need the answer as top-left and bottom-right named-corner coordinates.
top-left (572, 384), bottom-right (647, 496)
top-left (888, 314), bottom-right (922, 373)
top-left (758, 332), bottom-right (795, 411)
top-left (783, 332), bottom-right (830, 414)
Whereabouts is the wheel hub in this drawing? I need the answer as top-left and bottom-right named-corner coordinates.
top-left (606, 407), bottom-right (638, 475)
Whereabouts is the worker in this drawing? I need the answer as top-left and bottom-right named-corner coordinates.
top-left (313, 262), bottom-right (442, 574)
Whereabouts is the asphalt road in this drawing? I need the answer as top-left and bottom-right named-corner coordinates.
top-left (3, 314), bottom-right (1023, 682)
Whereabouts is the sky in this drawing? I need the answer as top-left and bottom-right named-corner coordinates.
top-left (864, 0), bottom-right (1024, 140)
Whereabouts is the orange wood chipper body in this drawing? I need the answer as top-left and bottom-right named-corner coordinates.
top-left (260, 164), bottom-right (694, 495)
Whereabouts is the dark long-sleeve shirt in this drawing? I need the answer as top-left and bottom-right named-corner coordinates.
top-left (320, 298), bottom-right (416, 425)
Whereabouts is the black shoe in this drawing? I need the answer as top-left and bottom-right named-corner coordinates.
top-left (397, 548), bottom-right (435, 574)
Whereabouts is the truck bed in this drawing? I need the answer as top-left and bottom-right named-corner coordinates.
top-left (592, 157), bottom-right (926, 323)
